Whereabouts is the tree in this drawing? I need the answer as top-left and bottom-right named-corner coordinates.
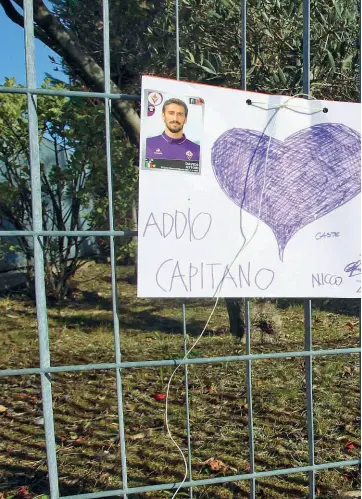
top-left (1, 0), bottom-right (358, 123)
top-left (0, 77), bottom-right (137, 300)
top-left (1, 0), bottom-right (359, 333)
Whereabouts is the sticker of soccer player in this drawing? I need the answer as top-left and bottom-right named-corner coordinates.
top-left (144, 91), bottom-right (204, 174)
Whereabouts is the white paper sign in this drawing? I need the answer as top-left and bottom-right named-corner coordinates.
top-left (138, 76), bottom-right (361, 298)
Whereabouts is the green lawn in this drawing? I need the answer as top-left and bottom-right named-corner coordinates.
top-left (0, 263), bottom-right (360, 498)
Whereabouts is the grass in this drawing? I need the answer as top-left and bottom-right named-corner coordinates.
top-left (0, 262), bottom-right (360, 499)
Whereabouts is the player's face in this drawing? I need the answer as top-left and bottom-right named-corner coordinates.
top-left (162, 104), bottom-right (187, 134)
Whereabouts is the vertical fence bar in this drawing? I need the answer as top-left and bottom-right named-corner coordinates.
top-left (304, 300), bottom-right (315, 498)
top-left (23, 0), bottom-right (59, 497)
top-left (358, 2), bottom-right (361, 447)
top-left (359, 307), bottom-right (361, 443)
top-left (182, 304), bottom-right (193, 498)
top-left (174, 4), bottom-right (191, 495)
top-left (240, 3), bottom-right (253, 495)
top-left (175, 0), bottom-right (180, 80)
top-left (240, 0), bottom-right (247, 90)
top-left (102, 0), bottom-right (128, 495)
top-left (303, 0), bottom-right (315, 497)
top-left (245, 299), bottom-right (256, 498)
top-left (303, 0), bottom-right (310, 94)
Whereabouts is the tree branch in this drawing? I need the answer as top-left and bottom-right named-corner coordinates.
top-left (2, 0), bottom-right (141, 145)
top-left (0, 0), bottom-right (64, 56)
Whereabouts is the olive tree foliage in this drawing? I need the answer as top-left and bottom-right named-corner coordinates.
top-left (48, 0), bottom-right (359, 100)
top-left (1, 0), bottom-right (359, 107)
top-left (0, 0), bottom-right (359, 329)
top-left (0, 78), bottom-right (137, 300)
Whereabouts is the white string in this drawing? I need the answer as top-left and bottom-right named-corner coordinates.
top-left (165, 92), bottom-right (321, 499)
top-left (249, 93), bottom-right (323, 113)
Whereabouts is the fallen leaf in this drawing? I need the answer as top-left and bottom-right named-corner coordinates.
top-left (202, 457), bottom-right (234, 474)
top-left (345, 440), bottom-right (360, 450)
top-left (72, 437), bottom-right (85, 446)
top-left (257, 380), bottom-right (263, 387)
top-left (343, 365), bottom-right (354, 376)
top-left (14, 487), bottom-right (32, 499)
top-left (0, 405), bottom-right (8, 413)
top-left (338, 437), bottom-right (360, 448)
top-left (125, 432), bottom-right (146, 441)
top-left (346, 321), bottom-right (355, 331)
top-left (152, 393), bottom-right (166, 402)
top-left (14, 393), bottom-right (28, 400)
top-left (28, 395), bottom-right (40, 404)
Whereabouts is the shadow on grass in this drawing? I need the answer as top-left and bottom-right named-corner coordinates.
top-left (45, 289), bottom-right (219, 337)
top-left (0, 365), bottom-right (359, 499)
top-left (49, 305), bottom-right (215, 337)
top-left (277, 298), bottom-right (360, 317)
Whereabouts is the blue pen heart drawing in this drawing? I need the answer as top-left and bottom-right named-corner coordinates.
top-left (211, 123), bottom-right (361, 260)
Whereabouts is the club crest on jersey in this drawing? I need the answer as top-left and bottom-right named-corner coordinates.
top-left (186, 150), bottom-right (193, 160)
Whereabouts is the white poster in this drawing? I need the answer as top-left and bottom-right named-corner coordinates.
top-left (138, 76), bottom-right (361, 298)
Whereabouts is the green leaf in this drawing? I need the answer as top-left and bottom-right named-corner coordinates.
top-left (332, 0), bottom-right (342, 17)
top-left (202, 58), bottom-right (217, 73)
top-left (247, 65), bottom-right (256, 76)
top-left (341, 54), bottom-right (353, 70)
top-left (287, 2), bottom-right (295, 16)
top-left (200, 65), bottom-right (217, 75)
top-left (277, 67), bottom-right (286, 85)
top-left (326, 50), bottom-right (336, 72)
top-left (185, 50), bottom-right (195, 63)
top-left (272, 72), bottom-right (280, 84)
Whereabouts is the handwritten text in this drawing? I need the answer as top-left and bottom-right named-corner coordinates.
top-left (143, 209), bottom-right (212, 241)
top-left (155, 260), bottom-right (275, 293)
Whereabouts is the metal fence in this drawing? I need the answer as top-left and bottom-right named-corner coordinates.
top-left (0, 0), bottom-right (360, 498)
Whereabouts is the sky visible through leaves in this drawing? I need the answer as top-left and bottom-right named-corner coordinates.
top-left (0, 5), bottom-right (63, 86)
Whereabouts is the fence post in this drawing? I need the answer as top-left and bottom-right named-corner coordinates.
top-left (302, 0), bottom-right (315, 496)
top-left (102, 0), bottom-right (129, 494)
top-left (182, 303), bottom-right (193, 498)
top-left (245, 299), bottom-right (256, 498)
top-left (23, 0), bottom-right (59, 497)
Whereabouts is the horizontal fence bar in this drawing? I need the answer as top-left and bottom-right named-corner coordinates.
top-left (0, 86), bottom-right (140, 100)
top-left (60, 459), bottom-right (361, 499)
top-left (0, 230), bottom-right (137, 237)
top-left (1, 347), bottom-right (360, 377)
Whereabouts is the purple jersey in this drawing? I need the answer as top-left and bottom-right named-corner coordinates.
top-left (146, 132), bottom-right (200, 161)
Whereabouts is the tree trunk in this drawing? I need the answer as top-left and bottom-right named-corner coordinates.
top-left (1, 0), bottom-right (141, 145)
top-left (225, 298), bottom-right (245, 339)
top-left (131, 198), bottom-right (138, 283)
top-left (1, 1), bottom-right (248, 337)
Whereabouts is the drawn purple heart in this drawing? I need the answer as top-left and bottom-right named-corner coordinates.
top-left (211, 123), bottom-right (361, 260)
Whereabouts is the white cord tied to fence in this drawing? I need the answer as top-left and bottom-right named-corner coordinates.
top-left (165, 92), bottom-right (324, 499)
